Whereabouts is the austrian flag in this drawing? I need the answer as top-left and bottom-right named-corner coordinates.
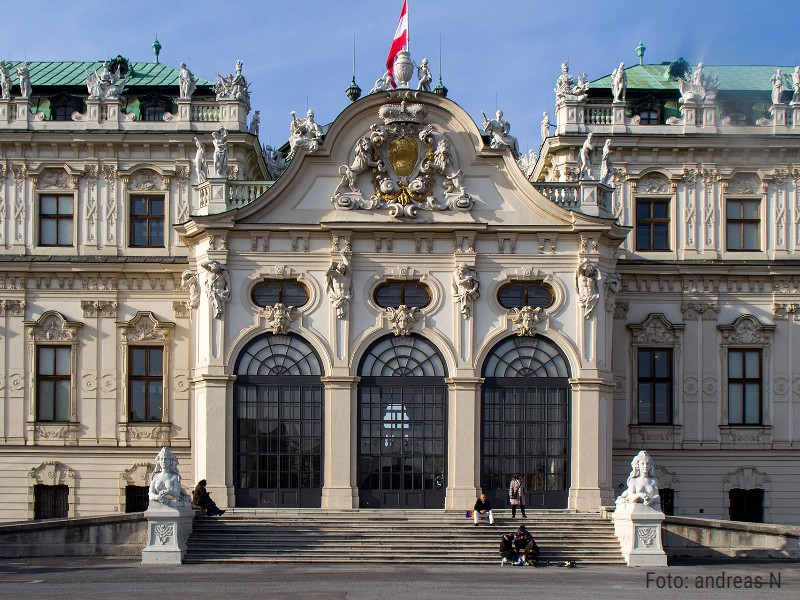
top-left (385, 0), bottom-right (408, 88)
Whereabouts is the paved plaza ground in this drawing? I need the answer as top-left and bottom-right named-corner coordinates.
top-left (0, 557), bottom-right (797, 599)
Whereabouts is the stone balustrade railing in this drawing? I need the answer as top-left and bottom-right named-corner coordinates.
top-left (227, 181), bottom-right (274, 207)
top-left (584, 106), bottom-right (613, 126)
top-left (533, 182), bottom-right (579, 209)
top-left (0, 97), bottom-right (248, 132)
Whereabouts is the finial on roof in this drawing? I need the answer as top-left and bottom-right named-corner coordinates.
top-left (346, 76), bottom-right (362, 102)
top-left (636, 40), bottom-right (646, 66)
top-left (433, 75), bottom-right (448, 98)
top-left (152, 37), bottom-right (162, 64)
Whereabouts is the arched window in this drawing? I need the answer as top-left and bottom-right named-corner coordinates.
top-left (234, 333), bottom-right (323, 507)
top-left (481, 336), bottom-right (571, 509)
top-left (357, 334), bottom-right (447, 508)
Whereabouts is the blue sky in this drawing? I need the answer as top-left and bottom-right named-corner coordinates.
top-left (6, 0), bottom-right (795, 155)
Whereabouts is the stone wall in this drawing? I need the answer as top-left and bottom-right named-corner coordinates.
top-left (663, 516), bottom-right (800, 559)
top-left (0, 513), bottom-right (147, 558)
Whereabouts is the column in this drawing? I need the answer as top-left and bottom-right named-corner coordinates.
top-left (321, 376), bottom-right (359, 508)
top-left (568, 378), bottom-right (615, 511)
top-left (193, 374), bottom-right (235, 508)
top-left (445, 377), bottom-right (483, 510)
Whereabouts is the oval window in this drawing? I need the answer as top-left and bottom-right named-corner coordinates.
top-left (251, 280), bottom-right (309, 307)
top-left (374, 280), bottom-right (431, 309)
top-left (497, 281), bottom-right (554, 309)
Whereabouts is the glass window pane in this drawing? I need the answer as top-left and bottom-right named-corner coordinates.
top-left (148, 382), bottom-right (163, 419)
top-left (131, 349), bottom-right (146, 376)
top-left (743, 201), bottom-right (759, 219)
top-left (653, 201), bottom-right (669, 219)
top-left (150, 198), bottom-right (164, 216)
top-left (38, 348), bottom-right (55, 375)
top-left (726, 200), bottom-right (742, 219)
top-left (149, 220), bottom-right (164, 247)
top-left (636, 226), bottom-right (651, 250)
top-left (55, 380), bottom-right (70, 421)
top-left (131, 198), bottom-right (148, 216)
top-left (41, 196), bottom-right (57, 214)
top-left (654, 350), bottom-right (670, 377)
top-left (744, 351), bottom-right (760, 379)
top-left (636, 201), bottom-right (651, 220)
top-left (728, 351), bottom-right (743, 379)
top-left (131, 220), bottom-right (148, 246)
top-left (638, 384), bottom-right (652, 423)
top-left (38, 382), bottom-right (54, 420)
top-left (728, 384), bottom-right (743, 423)
top-left (742, 223), bottom-right (759, 250)
top-left (498, 283), bottom-right (525, 308)
top-left (57, 218), bottom-right (73, 245)
top-left (654, 384), bottom-right (670, 423)
top-left (744, 384), bottom-right (760, 424)
top-left (638, 350), bottom-right (652, 377)
top-left (58, 196), bottom-right (73, 214)
top-left (148, 348), bottom-right (163, 375)
top-left (653, 223), bottom-right (669, 249)
top-left (40, 218), bottom-right (57, 245)
top-left (130, 381), bottom-right (146, 420)
top-left (55, 347), bottom-right (71, 375)
top-left (727, 224), bottom-right (741, 250)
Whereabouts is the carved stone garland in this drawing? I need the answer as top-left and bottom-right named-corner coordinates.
top-left (331, 99), bottom-right (474, 219)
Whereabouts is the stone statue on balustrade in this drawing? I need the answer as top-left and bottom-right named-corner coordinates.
top-left (0, 62), bottom-right (12, 100)
top-left (792, 67), bottom-right (800, 105)
top-left (611, 61), bottom-right (627, 103)
top-left (600, 139), bottom-right (613, 186)
top-left (201, 259), bottom-right (231, 319)
top-left (771, 67), bottom-right (786, 105)
top-left (416, 58), bottom-right (432, 92)
top-left (212, 127), bottom-right (228, 178)
top-left (481, 109), bottom-right (520, 157)
top-left (540, 112), bottom-right (551, 143)
top-left (579, 132), bottom-right (594, 180)
top-left (178, 62), bottom-right (197, 99)
top-left (554, 61), bottom-right (589, 102)
top-left (193, 137), bottom-right (208, 183)
top-left (148, 447), bottom-right (189, 507)
top-left (86, 61), bottom-right (126, 100)
top-left (249, 110), bottom-right (260, 137)
top-left (215, 59), bottom-right (251, 112)
top-left (289, 108), bottom-right (324, 154)
top-left (16, 62), bottom-right (32, 99)
top-left (678, 62), bottom-right (719, 104)
top-left (518, 149), bottom-right (537, 179)
top-left (452, 262), bottom-right (480, 319)
top-left (615, 450), bottom-right (661, 510)
top-left (263, 145), bottom-right (287, 180)
top-left (325, 253), bottom-right (351, 319)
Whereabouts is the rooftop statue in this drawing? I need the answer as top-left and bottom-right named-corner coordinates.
top-left (611, 61), bottom-right (627, 103)
top-left (289, 108), bottom-right (324, 154)
top-left (263, 145), bottom-right (287, 180)
top-left (178, 62), bottom-right (197, 99)
top-left (677, 62), bottom-right (719, 104)
top-left (249, 110), bottom-right (260, 137)
top-left (215, 59), bottom-right (251, 112)
top-left (792, 67), bottom-right (800, 105)
top-left (416, 58), bottom-right (432, 92)
top-left (0, 62), bottom-right (12, 100)
top-left (615, 450), bottom-right (662, 511)
top-left (518, 149), bottom-right (537, 179)
top-left (771, 67), bottom-right (786, 105)
top-left (554, 61), bottom-right (589, 102)
top-left (16, 62), bottom-right (32, 99)
top-left (540, 112), bottom-right (550, 144)
top-left (86, 61), bottom-right (126, 100)
top-left (212, 126), bottom-right (228, 177)
top-left (481, 109), bottom-right (520, 157)
top-left (370, 71), bottom-right (393, 94)
top-left (579, 132), bottom-right (594, 180)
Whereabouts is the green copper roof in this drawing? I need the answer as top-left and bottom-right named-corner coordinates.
top-left (5, 61), bottom-right (212, 88)
top-left (592, 64), bottom-right (796, 92)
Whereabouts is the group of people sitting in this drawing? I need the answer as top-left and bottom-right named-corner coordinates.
top-left (500, 525), bottom-right (540, 566)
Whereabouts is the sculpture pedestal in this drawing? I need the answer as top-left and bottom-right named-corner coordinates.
top-left (141, 500), bottom-right (195, 565)
top-left (612, 503), bottom-right (668, 567)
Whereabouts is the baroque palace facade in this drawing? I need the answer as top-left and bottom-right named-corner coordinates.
top-left (0, 51), bottom-right (798, 524)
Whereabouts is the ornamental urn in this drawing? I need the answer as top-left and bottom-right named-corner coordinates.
top-left (394, 51), bottom-right (414, 89)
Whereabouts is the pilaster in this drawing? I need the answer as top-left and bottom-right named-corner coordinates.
top-left (321, 376), bottom-right (359, 508)
top-left (444, 376), bottom-right (483, 510)
top-left (193, 374), bottom-right (235, 508)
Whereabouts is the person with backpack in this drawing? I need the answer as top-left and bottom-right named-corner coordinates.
top-left (508, 474), bottom-right (527, 518)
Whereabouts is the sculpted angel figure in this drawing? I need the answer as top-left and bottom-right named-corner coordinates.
top-left (579, 132), bottom-right (594, 180)
top-left (212, 127), bottom-right (228, 177)
top-left (325, 253), bottom-right (351, 319)
top-left (452, 262), bottom-right (480, 318)
top-left (334, 134), bottom-right (380, 196)
top-left (576, 259), bottom-right (600, 319)
top-left (416, 58), bottom-right (432, 92)
top-left (181, 269), bottom-right (200, 309)
top-left (615, 450), bottom-right (662, 510)
top-left (148, 447), bottom-right (187, 506)
top-left (481, 109), bottom-right (520, 157)
top-left (178, 62), bottom-right (197, 99)
top-left (611, 61), bottom-right (627, 102)
top-left (200, 259), bottom-right (231, 319)
top-left (0, 62), bottom-right (13, 99)
top-left (193, 137), bottom-right (208, 183)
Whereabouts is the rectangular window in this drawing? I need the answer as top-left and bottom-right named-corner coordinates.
top-left (728, 349), bottom-right (761, 424)
top-left (637, 348), bottom-right (672, 424)
top-left (39, 194), bottom-right (74, 246)
top-left (37, 346), bottom-right (71, 421)
top-left (635, 199), bottom-right (670, 251)
top-left (729, 488), bottom-right (764, 523)
top-left (129, 195), bottom-right (164, 247)
top-left (34, 484), bottom-right (69, 519)
top-left (129, 346), bottom-right (163, 421)
top-left (125, 485), bottom-right (150, 513)
top-left (726, 199), bottom-right (760, 251)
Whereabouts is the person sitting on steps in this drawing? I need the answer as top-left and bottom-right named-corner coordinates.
top-left (513, 524), bottom-right (540, 566)
top-left (473, 492), bottom-right (495, 526)
top-left (191, 479), bottom-right (225, 516)
top-left (499, 532), bottom-right (521, 566)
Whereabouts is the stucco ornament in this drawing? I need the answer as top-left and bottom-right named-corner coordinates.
top-left (200, 259), bottom-right (230, 319)
top-left (386, 305), bottom-right (419, 336)
top-left (677, 62), bottom-right (719, 104)
top-left (451, 262), bottom-right (479, 318)
top-left (331, 101), bottom-right (474, 218)
top-left (576, 259), bottom-right (600, 319)
top-left (289, 109), bottom-right (324, 154)
top-left (554, 61), bottom-right (589, 102)
top-left (148, 447), bottom-right (189, 507)
top-left (181, 270), bottom-right (200, 309)
top-left (263, 303), bottom-right (295, 334)
top-left (0, 61), bottom-right (12, 100)
top-left (511, 306), bottom-right (549, 336)
top-left (481, 109), bottom-right (520, 157)
top-left (325, 253), bottom-right (351, 319)
top-left (615, 450), bottom-right (661, 510)
top-left (215, 60), bottom-right (251, 111)
top-left (86, 61), bottom-right (126, 100)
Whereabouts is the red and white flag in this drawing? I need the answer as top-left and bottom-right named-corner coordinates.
top-left (385, 0), bottom-right (408, 88)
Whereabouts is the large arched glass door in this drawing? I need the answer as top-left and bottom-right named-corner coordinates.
top-left (357, 334), bottom-right (448, 508)
top-left (234, 333), bottom-right (323, 507)
top-left (481, 335), bottom-right (571, 509)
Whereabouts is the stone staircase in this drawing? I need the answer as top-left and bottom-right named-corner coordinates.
top-left (184, 509), bottom-right (625, 565)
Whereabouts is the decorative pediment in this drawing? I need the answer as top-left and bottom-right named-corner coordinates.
top-left (25, 311), bottom-right (82, 342)
top-left (129, 168), bottom-right (165, 191)
top-left (29, 460), bottom-right (75, 486)
top-left (628, 313), bottom-right (682, 345)
top-left (635, 173), bottom-right (670, 194)
top-left (727, 173), bottom-right (761, 195)
top-left (331, 101), bottom-right (474, 219)
top-left (121, 462), bottom-right (154, 485)
top-left (718, 314), bottom-right (774, 346)
top-left (722, 465), bottom-right (770, 487)
top-left (36, 168), bottom-right (72, 189)
top-left (119, 311), bottom-right (174, 342)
